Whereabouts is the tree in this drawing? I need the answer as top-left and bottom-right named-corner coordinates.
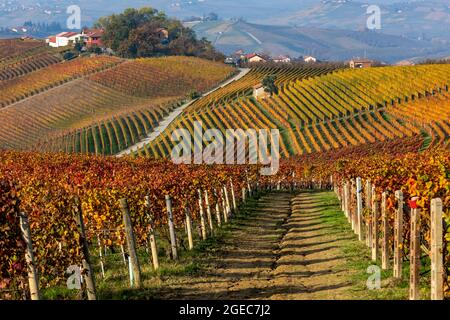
top-left (95, 7), bottom-right (165, 53)
top-left (204, 12), bottom-right (219, 21)
top-left (63, 51), bottom-right (75, 60)
top-left (95, 7), bottom-right (224, 61)
top-left (74, 40), bottom-right (84, 53)
top-left (262, 75), bottom-right (278, 96)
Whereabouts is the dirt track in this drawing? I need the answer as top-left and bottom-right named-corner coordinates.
top-left (153, 192), bottom-right (358, 300)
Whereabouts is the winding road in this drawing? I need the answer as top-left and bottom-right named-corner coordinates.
top-left (116, 67), bottom-right (250, 157)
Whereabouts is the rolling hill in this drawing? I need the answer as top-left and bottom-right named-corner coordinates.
top-left (0, 48), bottom-right (235, 152)
top-left (128, 63), bottom-right (450, 158)
top-left (189, 20), bottom-right (450, 63)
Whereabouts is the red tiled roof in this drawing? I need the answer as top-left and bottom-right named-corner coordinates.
top-left (83, 28), bottom-right (104, 38)
top-left (55, 31), bottom-right (78, 38)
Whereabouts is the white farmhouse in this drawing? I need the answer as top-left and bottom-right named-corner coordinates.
top-left (46, 32), bottom-right (82, 48)
top-left (245, 53), bottom-right (268, 63)
top-left (304, 56), bottom-right (317, 63)
top-left (253, 83), bottom-right (269, 100)
top-left (273, 55), bottom-right (291, 63)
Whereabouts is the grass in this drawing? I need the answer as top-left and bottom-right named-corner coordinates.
top-left (53, 193), bottom-right (264, 300)
top-left (41, 190), bottom-right (435, 300)
top-left (316, 190), bottom-right (432, 300)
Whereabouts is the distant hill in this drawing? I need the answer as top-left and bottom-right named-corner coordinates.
top-left (189, 20), bottom-right (450, 63)
top-left (263, 0), bottom-right (450, 42)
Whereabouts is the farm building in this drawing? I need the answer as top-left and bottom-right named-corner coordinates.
top-left (273, 55), bottom-right (292, 63)
top-left (253, 83), bottom-right (269, 100)
top-left (46, 32), bottom-right (81, 48)
top-left (245, 53), bottom-right (268, 63)
top-left (349, 58), bottom-right (373, 68)
top-left (82, 28), bottom-right (105, 48)
top-left (303, 56), bottom-right (317, 63)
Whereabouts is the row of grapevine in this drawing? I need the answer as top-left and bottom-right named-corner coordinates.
top-left (0, 79), bottom-right (178, 150)
top-left (0, 179), bottom-right (26, 299)
top-left (385, 92), bottom-right (450, 147)
top-left (186, 64), bottom-right (341, 113)
top-left (141, 64), bottom-right (449, 158)
top-left (0, 52), bottom-right (62, 81)
top-left (0, 39), bottom-right (45, 61)
top-left (0, 55), bottom-right (123, 108)
top-left (33, 101), bottom-right (182, 155)
top-left (88, 56), bottom-right (236, 98)
top-left (0, 56), bottom-right (236, 154)
top-left (1, 142), bottom-right (448, 298)
top-left (0, 151), bottom-right (260, 294)
top-left (142, 101), bottom-right (423, 159)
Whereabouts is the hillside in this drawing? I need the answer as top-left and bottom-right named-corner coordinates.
top-left (0, 55), bottom-right (235, 152)
top-left (189, 20), bottom-right (450, 63)
top-left (132, 63), bottom-right (450, 158)
top-left (264, 0), bottom-right (450, 42)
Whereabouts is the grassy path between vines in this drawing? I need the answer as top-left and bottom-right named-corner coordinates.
top-left (75, 191), bottom-right (422, 300)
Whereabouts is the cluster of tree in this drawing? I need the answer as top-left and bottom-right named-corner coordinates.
top-left (22, 21), bottom-right (62, 32)
top-left (418, 58), bottom-right (450, 65)
top-left (183, 12), bottom-right (219, 22)
top-left (94, 7), bottom-right (224, 61)
top-left (0, 21), bottom-right (62, 36)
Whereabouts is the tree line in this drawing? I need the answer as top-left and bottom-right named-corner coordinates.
top-left (95, 7), bottom-right (224, 61)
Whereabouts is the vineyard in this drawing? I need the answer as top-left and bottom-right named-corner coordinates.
top-left (0, 44), bottom-right (449, 301)
top-left (33, 100), bottom-right (182, 155)
top-left (0, 55), bottom-right (122, 108)
top-left (0, 141), bottom-right (448, 299)
top-left (88, 56), bottom-right (236, 98)
top-left (139, 64), bottom-right (450, 158)
top-left (0, 56), bottom-right (235, 153)
top-left (0, 39), bottom-right (46, 60)
top-left (0, 151), bottom-right (255, 295)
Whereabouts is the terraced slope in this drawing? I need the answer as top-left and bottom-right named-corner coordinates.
top-left (88, 56), bottom-right (236, 98)
top-left (0, 79), bottom-right (178, 151)
top-left (0, 55), bottom-right (122, 107)
top-left (139, 64), bottom-right (450, 158)
top-left (0, 56), bottom-right (237, 154)
top-left (186, 64), bottom-right (340, 113)
top-left (385, 92), bottom-right (450, 148)
top-left (0, 51), bottom-right (63, 81)
top-left (0, 39), bottom-right (46, 60)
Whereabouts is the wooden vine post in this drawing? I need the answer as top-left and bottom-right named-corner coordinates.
top-left (165, 195), bottom-right (178, 260)
top-left (96, 234), bottom-right (105, 278)
top-left (430, 198), bottom-right (444, 300)
top-left (356, 177), bottom-right (364, 241)
top-left (409, 206), bottom-right (420, 300)
top-left (19, 212), bottom-right (41, 301)
top-left (371, 188), bottom-right (379, 262)
top-left (381, 192), bottom-right (390, 270)
top-left (351, 180), bottom-right (356, 233)
top-left (144, 196), bottom-right (159, 270)
top-left (120, 198), bottom-right (142, 288)
top-left (221, 189), bottom-right (228, 223)
top-left (197, 190), bottom-right (207, 240)
top-left (73, 199), bottom-right (97, 299)
top-left (223, 185), bottom-right (231, 218)
top-left (393, 191), bottom-right (403, 279)
top-left (343, 182), bottom-right (349, 220)
top-left (365, 180), bottom-right (372, 248)
top-left (230, 179), bottom-right (237, 211)
top-left (214, 189), bottom-right (222, 227)
top-left (204, 190), bottom-right (214, 235)
top-left (185, 206), bottom-right (194, 250)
